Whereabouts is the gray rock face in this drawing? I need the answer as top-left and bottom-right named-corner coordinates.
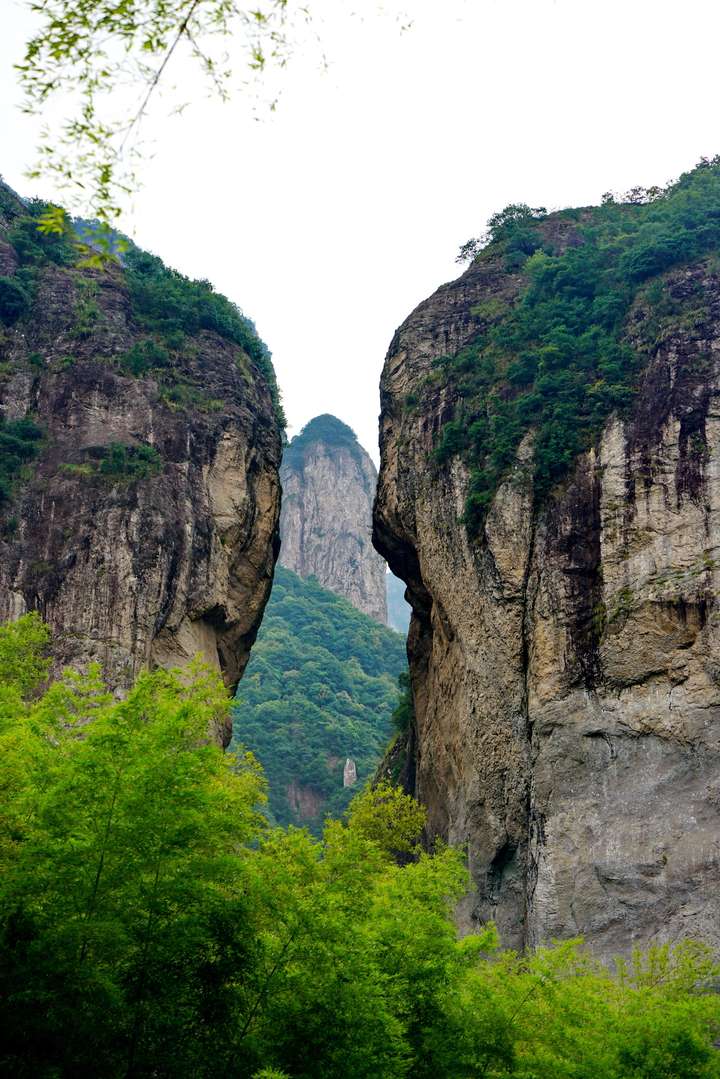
top-left (280, 415), bottom-right (387, 623)
top-left (373, 243), bottom-right (720, 958)
top-left (0, 192), bottom-right (282, 743)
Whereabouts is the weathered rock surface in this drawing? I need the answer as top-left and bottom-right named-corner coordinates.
top-left (374, 239), bottom-right (720, 957)
top-left (0, 188), bottom-right (282, 741)
top-left (280, 414), bottom-right (387, 623)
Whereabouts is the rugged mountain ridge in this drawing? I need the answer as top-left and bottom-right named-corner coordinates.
top-left (0, 183), bottom-right (282, 739)
top-left (373, 164), bottom-right (720, 957)
top-left (280, 414), bottom-right (387, 623)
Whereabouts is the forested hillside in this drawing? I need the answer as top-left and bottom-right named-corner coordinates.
top-left (232, 567), bottom-right (406, 831)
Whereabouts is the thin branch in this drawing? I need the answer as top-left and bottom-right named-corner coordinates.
top-left (118, 0), bottom-right (205, 154)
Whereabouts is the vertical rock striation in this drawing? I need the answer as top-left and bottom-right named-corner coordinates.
top-left (374, 210), bottom-right (720, 957)
top-left (0, 182), bottom-right (282, 740)
top-left (280, 414), bottom-right (388, 623)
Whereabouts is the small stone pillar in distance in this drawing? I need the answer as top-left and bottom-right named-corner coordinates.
top-left (343, 758), bottom-right (357, 787)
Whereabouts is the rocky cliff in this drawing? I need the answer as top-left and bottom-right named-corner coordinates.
top-left (280, 414), bottom-right (387, 622)
top-left (0, 183), bottom-right (282, 740)
top-left (373, 162), bottom-right (720, 957)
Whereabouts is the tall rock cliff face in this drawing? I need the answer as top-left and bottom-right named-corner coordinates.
top-left (0, 184), bottom-right (282, 739)
top-left (280, 414), bottom-right (387, 623)
top-left (374, 168), bottom-right (720, 958)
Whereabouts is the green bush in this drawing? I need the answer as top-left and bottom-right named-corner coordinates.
top-left (62, 442), bottom-right (162, 483)
top-left (118, 337), bottom-right (171, 376)
top-left (0, 277), bottom-right (31, 324)
top-left (0, 200), bottom-right (75, 328)
top-left (1, 617), bottom-right (720, 1078)
top-left (7, 200), bottom-right (75, 268)
top-left (0, 416), bottom-right (43, 503)
top-left (96, 442), bottom-right (162, 481)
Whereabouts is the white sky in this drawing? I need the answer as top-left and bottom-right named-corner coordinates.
top-left (2, 0), bottom-right (720, 461)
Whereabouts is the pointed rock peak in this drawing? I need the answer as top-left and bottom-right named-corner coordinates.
top-left (279, 414), bottom-right (387, 623)
top-left (283, 414), bottom-right (366, 471)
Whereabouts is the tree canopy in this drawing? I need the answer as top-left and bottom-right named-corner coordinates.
top-left (1, 613), bottom-right (720, 1077)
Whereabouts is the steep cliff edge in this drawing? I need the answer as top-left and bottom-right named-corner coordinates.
top-left (0, 184), bottom-right (282, 737)
top-left (280, 414), bottom-right (387, 622)
top-left (373, 161), bottom-right (720, 957)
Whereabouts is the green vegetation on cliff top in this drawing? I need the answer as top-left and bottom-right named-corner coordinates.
top-left (2, 614), bottom-right (720, 1077)
top-left (282, 413), bottom-right (364, 471)
top-left (0, 191), bottom-right (284, 425)
top-left (437, 158), bottom-right (720, 532)
top-left (232, 566), bottom-right (406, 832)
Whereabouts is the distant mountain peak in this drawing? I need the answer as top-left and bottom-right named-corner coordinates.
top-left (279, 414), bottom-right (387, 623)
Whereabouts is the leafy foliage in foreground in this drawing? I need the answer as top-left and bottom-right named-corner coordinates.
top-left (1, 615), bottom-right (720, 1077)
top-left (232, 567), bottom-right (406, 831)
top-left (439, 159), bottom-right (720, 532)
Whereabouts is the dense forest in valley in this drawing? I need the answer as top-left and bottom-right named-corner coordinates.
top-left (2, 614), bottom-right (720, 1077)
top-left (232, 567), bottom-right (406, 831)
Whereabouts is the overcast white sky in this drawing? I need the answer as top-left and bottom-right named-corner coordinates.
top-left (2, 0), bottom-right (720, 460)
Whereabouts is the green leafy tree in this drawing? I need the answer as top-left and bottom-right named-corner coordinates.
top-left (0, 277), bottom-right (31, 323)
top-left (346, 778), bottom-right (425, 857)
top-left (0, 633), bottom-right (266, 1077)
top-left (2, 615), bottom-right (720, 1077)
